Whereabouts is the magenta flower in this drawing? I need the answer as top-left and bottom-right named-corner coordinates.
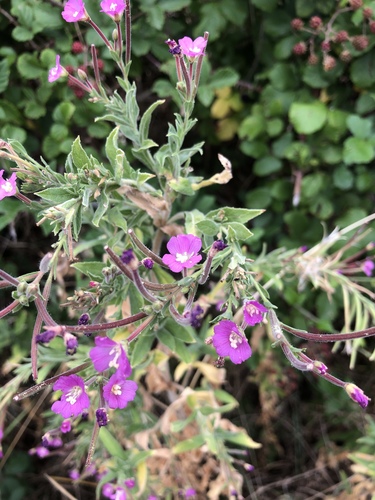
top-left (212, 320), bottom-right (252, 364)
top-left (51, 374), bottom-right (90, 418)
top-left (89, 336), bottom-right (131, 376)
top-left (100, 0), bottom-right (126, 18)
top-left (60, 419), bottom-right (72, 433)
top-left (162, 234), bottom-right (202, 273)
top-left (29, 446), bottom-right (50, 458)
top-left (345, 383), bottom-right (370, 409)
top-left (243, 300), bottom-right (268, 326)
top-left (103, 373), bottom-right (138, 409)
top-left (178, 36), bottom-right (207, 57)
top-left (48, 55), bottom-right (66, 83)
top-left (362, 259), bottom-right (374, 277)
top-left (102, 484), bottom-right (115, 498)
top-left (184, 488), bottom-right (196, 498)
top-left (0, 170), bottom-right (17, 200)
top-left (61, 0), bottom-right (88, 22)
top-left (124, 478), bottom-right (135, 489)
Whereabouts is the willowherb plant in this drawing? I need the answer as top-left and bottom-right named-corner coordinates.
top-left (0, 0), bottom-right (374, 497)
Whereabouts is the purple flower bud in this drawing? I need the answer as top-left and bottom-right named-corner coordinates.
top-left (48, 437), bottom-right (63, 449)
top-left (96, 407), bottom-right (109, 427)
top-left (36, 329), bottom-right (56, 344)
top-left (120, 249), bottom-right (135, 265)
top-left (212, 240), bottom-right (227, 252)
top-left (142, 258), bottom-right (154, 269)
top-left (124, 478), bottom-right (136, 489)
top-left (165, 38), bottom-right (181, 55)
top-left (78, 313), bottom-right (90, 325)
top-left (313, 361), bottom-right (328, 375)
top-left (64, 333), bottom-right (78, 355)
top-left (29, 446), bottom-right (50, 458)
top-left (190, 305), bottom-right (204, 328)
top-left (184, 488), bottom-right (196, 498)
top-left (345, 383), bottom-right (370, 408)
top-left (362, 259), bottom-right (374, 277)
top-left (69, 469), bottom-right (80, 480)
top-left (60, 419), bottom-right (72, 433)
top-left (244, 463), bottom-right (254, 472)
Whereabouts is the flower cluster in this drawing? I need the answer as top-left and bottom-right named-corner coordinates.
top-left (51, 336), bottom-right (137, 421)
top-left (211, 301), bottom-right (268, 365)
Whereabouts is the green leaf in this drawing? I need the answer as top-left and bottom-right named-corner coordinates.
top-left (12, 26), bottom-right (33, 42)
top-left (194, 5), bottom-right (226, 41)
top-left (53, 102), bottom-right (76, 124)
top-left (350, 52), bottom-right (375, 88)
top-left (343, 137), bottom-right (375, 165)
top-left (346, 115), bottom-right (373, 139)
top-left (322, 109), bottom-right (349, 142)
top-left (0, 198), bottom-right (24, 231)
top-left (173, 338), bottom-right (195, 363)
top-left (238, 115), bottom-right (266, 140)
top-left (274, 36), bottom-right (297, 60)
top-left (196, 219), bottom-right (220, 236)
top-left (139, 100), bottom-right (165, 144)
top-left (99, 427), bottom-right (126, 459)
top-left (333, 166), bottom-right (354, 190)
top-left (303, 64), bottom-right (330, 89)
top-left (1, 125), bottom-right (26, 143)
top-left (24, 101), bottom-right (46, 119)
top-left (269, 63), bottom-right (298, 91)
top-left (71, 136), bottom-right (90, 170)
top-left (17, 53), bottom-right (44, 79)
top-left (289, 101), bottom-right (327, 134)
top-left (164, 319), bottom-right (196, 343)
top-left (253, 156), bottom-right (282, 176)
top-left (130, 333), bottom-right (154, 366)
top-left (172, 435), bottom-right (205, 454)
top-left (71, 261), bottom-right (106, 280)
top-left (36, 188), bottom-right (73, 203)
top-left (206, 207), bottom-right (264, 224)
top-left (217, 429), bottom-right (261, 448)
top-left (157, 328), bottom-right (177, 352)
top-left (225, 222), bottom-right (253, 242)
top-left (0, 60), bottom-right (10, 93)
top-left (159, 0), bottom-right (191, 11)
top-left (169, 177), bottom-right (195, 196)
top-left (106, 207), bottom-right (128, 232)
top-left (92, 190), bottom-right (109, 227)
top-left (208, 68), bottom-right (240, 89)
top-left (251, 0), bottom-right (278, 12)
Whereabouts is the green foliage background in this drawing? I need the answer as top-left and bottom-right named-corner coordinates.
top-left (1, 0), bottom-right (375, 497)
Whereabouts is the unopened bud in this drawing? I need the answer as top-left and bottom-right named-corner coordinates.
top-left (39, 253), bottom-right (53, 273)
top-left (96, 407), bottom-right (109, 427)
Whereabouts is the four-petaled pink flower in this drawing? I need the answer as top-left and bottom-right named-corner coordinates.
top-left (103, 373), bottom-right (138, 409)
top-left (51, 374), bottom-right (90, 418)
top-left (89, 336), bottom-right (131, 376)
top-left (162, 234), bottom-right (202, 273)
top-left (345, 383), bottom-right (370, 409)
top-left (0, 170), bottom-right (17, 200)
top-left (362, 259), bottom-right (374, 277)
top-left (61, 0), bottom-right (88, 23)
top-left (100, 0), bottom-right (126, 18)
top-left (212, 320), bottom-right (252, 364)
top-left (243, 300), bottom-right (268, 326)
top-left (48, 55), bottom-right (65, 83)
top-left (178, 36), bottom-right (207, 58)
